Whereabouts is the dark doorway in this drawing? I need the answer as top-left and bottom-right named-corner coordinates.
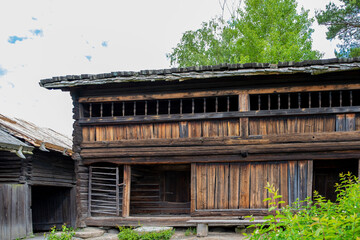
top-left (31, 186), bottom-right (73, 231)
top-left (313, 159), bottom-right (358, 202)
top-left (130, 164), bottom-right (191, 215)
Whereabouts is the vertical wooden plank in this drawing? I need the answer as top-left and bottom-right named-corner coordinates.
top-left (122, 165), bottom-right (131, 217)
top-left (249, 164), bottom-right (258, 208)
top-left (208, 120), bottom-right (219, 137)
top-left (229, 163), bottom-right (240, 209)
top-left (307, 160), bottom-right (313, 200)
top-left (165, 123), bottom-right (172, 139)
top-left (179, 121), bottom-right (188, 138)
top-left (223, 164), bottom-right (229, 209)
top-left (82, 127), bottom-right (90, 142)
top-left (95, 126), bottom-right (103, 141)
top-left (239, 163), bottom-right (250, 209)
top-left (298, 160), bottom-right (308, 203)
top-left (260, 163), bottom-right (268, 208)
top-left (89, 127), bottom-right (95, 141)
top-left (190, 163), bottom-right (196, 213)
top-left (171, 122), bottom-right (180, 139)
top-left (346, 113), bottom-right (355, 131)
top-left (268, 162), bottom-right (280, 206)
top-left (106, 126), bottom-right (114, 141)
top-left (336, 114), bottom-right (346, 131)
top-left (196, 164), bottom-right (207, 209)
top-left (158, 123), bottom-right (166, 139)
top-left (202, 121), bottom-right (210, 138)
top-left (239, 118), bottom-right (249, 138)
top-left (228, 119), bottom-right (240, 136)
top-left (207, 164), bottom-right (216, 209)
top-left (188, 121), bottom-right (202, 138)
top-left (288, 161), bottom-right (297, 205)
top-left (279, 162), bottom-right (289, 207)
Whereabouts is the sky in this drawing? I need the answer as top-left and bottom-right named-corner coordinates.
top-left (0, 0), bottom-right (340, 138)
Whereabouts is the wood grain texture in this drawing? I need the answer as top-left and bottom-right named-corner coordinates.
top-left (122, 165), bottom-right (131, 217)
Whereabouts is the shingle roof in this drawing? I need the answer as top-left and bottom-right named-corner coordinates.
top-left (40, 58), bottom-right (360, 89)
top-left (0, 114), bottom-right (73, 155)
top-left (0, 128), bottom-right (33, 153)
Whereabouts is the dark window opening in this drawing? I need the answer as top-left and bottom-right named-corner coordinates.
top-left (102, 103), bottom-right (112, 117)
top-left (124, 101), bottom-right (134, 116)
top-left (182, 99), bottom-right (193, 114)
top-left (136, 101), bottom-right (146, 115)
top-left (250, 90), bottom-right (360, 111)
top-left (171, 99), bottom-right (181, 114)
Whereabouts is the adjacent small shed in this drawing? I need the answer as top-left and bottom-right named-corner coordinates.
top-left (0, 114), bottom-right (75, 240)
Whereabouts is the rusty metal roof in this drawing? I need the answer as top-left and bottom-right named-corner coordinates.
top-left (40, 58), bottom-right (360, 89)
top-left (0, 114), bottom-right (73, 155)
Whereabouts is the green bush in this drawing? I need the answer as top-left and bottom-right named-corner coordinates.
top-left (246, 172), bottom-right (360, 239)
top-left (118, 226), bottom-right (174, 240)
top-left (46, 225), bottom-right (75, 240)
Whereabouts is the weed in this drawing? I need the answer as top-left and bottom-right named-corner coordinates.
top-left (118, 226), bottom-right (174, 240)
top-left (46, 225), bottom-right (75, 240)
top-left (245, 172), bottom-right (360, 239)
top-left (185, 227), bottom-right (196, 236)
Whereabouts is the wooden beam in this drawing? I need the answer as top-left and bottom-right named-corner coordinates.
top-left (190, 163), bottom-right (196, 214)
top-left (122, 165), bottom-right (131, 217)
top-left (192, 209), bottom-right (270, 216)
top-left (82, 151), bottom-right (360, 165)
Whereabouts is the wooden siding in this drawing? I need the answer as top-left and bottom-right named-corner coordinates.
top-left (0, 151), bottom-right (26, 184)
top-left (0, 184), bottom-right (32, 240)
top-left (193, 161), bottom-right (312, 213)
top-left (82, 119), bottom-right (240, 141)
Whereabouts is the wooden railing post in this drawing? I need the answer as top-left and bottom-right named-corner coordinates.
top-left (122, 165), bottom-right (131, 217)
top-left (239, 93), bottom-right (249, 138)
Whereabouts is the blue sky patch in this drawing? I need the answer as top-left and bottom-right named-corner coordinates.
top-left (0, 65), bottom-right (7, 76)
top-left (101, 41), bottom-right (108, 47)
top-left (30, 29), bottom-right (43, 36)
top-left (32, 17), bottom-right (37, 21)
top-left (85, 55), bottom-right (92, 61)
top-left (8, 36), bottom-right (27, 44)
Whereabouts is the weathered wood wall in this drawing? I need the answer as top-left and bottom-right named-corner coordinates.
top-left (192, 161), bottom-right (312, 215)
top-left (0, 151), bottom-right (29, 184)
top-left (0, 184), bottom-right (32, 240)
top-left (82, 119), bottom-right (240, 141)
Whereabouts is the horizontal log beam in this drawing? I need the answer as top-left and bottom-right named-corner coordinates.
top-left (79, 107), bottom-right (360, 125)
top-left (80, 141), bottom-right (360, 158)
top-left (81, 131), bottom-right (360, 148)
top-left (192, 209), bottom-right (270, 216)
top-left (82, 151), bottom-right (360, 165)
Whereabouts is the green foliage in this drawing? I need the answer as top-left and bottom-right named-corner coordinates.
top-left (184, 227), bottom-right (197, 236)
top-left (245, 172), bottom-right (360, 239)
top-left (316, 0), bottom-right (360, 57)
top-left (46, 225), bottom-right (75, 240)
top-left (167, 0), bottom-right (322, 67)
top-left (117, 226), bottom-right (174, 240)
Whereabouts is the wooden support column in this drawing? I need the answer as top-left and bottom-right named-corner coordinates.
top-left (190, 163), bottom-right (196, 214)
top-left (122, 165), bottom-right (131, 217)
top-left (239, 93), bottom-right (249, 138)
top-left (307, 160), bottom-right (313, 199)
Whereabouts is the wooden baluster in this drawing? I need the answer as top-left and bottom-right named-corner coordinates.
top-left (145, 101), bottom-right (147, 115)
top-left (227, 96), bottom-right (230, 112)
top-left (258, 95), bottom-right (261, 110)
top-left (111, 102), bottom-right (114, 117)
top-left (192, 98), bottom-right (195, 114)
top-left (278, 94), bottom-right (280, 109)
top-left (350, 91), bottom-right (353, 106)
top-left (122, 102), bottom-right (125, 116)
top-left (319, 92), bottom-right (322, 108)
top-left (268, 94), bottom-right (271, 110)
top-left (180, 99), bottom-right (183, 114)
top-left (134, 101), bottom-right (136, 116)
top-left (156, 100), bottom-right (159, 115)
top-left (168, 100), bottom-right (171, 115)
top-left (288, 94), bottom-right (291, 109)
top-left (340, 91), bottom-right (343, 107)
top-left (298, 93), bottom-right (301, 109)
top-left (309, 92), bottom-right (311, 108)
top-left (204, 98), bottom-right (206, 113)
top-left (329, 91), bottom-right (332, 107)
top-left (215, 97), bottom-right (218, 112)
top-left (100, 103), bottom-right (103, 117)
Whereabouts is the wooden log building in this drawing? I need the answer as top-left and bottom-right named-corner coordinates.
top-left (0, 115), bottom-right (75, 240)
top-left (40, 58), bottom-right (360, 227)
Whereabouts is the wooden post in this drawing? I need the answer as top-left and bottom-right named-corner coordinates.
top-left (88, 166), bottom-right (92, 217)
top-left (307, 160), bottom-right (313, 199)
top-left (358, 159), bottom-right (360, 179)
top-left (122, 165), bottom-right (131, 217)
top-left (190, 163), bottom-right (196, 214)
top-left (239, 93), bottom-right (249, 138)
